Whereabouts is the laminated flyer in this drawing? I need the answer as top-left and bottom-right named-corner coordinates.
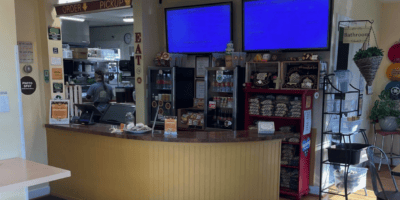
top-left (164, 116), bottom-right (177, 135)
top-left (49, 100), bottom-right (69, 124)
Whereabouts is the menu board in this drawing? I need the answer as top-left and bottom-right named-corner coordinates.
top-left (18, 41), bottom-right (34, 63)
top-left (49, 100), bottom-right (69, 124)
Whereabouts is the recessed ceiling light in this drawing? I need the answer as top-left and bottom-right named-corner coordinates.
top-left (123, 17), bottom-right (134, 23)
top-left (58, 0), bottom-right (81, 4)
top-left (60, 16), bottom-right (85, 22)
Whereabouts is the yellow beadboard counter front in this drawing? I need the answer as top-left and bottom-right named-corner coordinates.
top-left (46, 124), bottom-right (288, 200)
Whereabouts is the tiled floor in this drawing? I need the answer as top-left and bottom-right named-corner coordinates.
top-left (35, 164), bottom-right (399, 200)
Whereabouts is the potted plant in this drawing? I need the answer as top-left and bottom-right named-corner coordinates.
top-left (353, 47), bottom-right (384, 87)
top-left (370, 90), bottom-right (400, 131)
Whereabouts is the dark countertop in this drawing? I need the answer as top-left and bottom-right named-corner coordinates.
top-left (45, 124), bottom-right (296, 143)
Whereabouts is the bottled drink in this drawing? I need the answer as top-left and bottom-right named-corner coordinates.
top-left (125, 112), bottom-right (135, 127)
top-left (222, 110), bottom-right (227, 128)
top-left (216, 109), bottom-right (221, 128)
top-left (162, 73), bottom-right (167, 90)
top-left (166, 74), bottom-right (172, 90)
top-left (230, 75), bottom-right (234, 92)
top-left (156, 72), bottom-right (162, 89)
top-left (221, 75), bottom-right (228, 92)
top-left (227, 110), bottom-right (233, 129)
top-left (212, 74), bottom-right (216, 92)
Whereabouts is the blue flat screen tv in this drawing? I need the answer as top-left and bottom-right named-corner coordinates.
top-left (243, 0), bottom-right (332, 52)
top-left (165, 3), bottom-right (232, 54)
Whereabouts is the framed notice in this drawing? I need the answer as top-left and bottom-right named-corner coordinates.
top-left (196, 56), bottom-right (210, 78)
top-left (195, 80), bottom-right (205, 99)
top-left (17, 41), bottom-right (34, 63)
top-left (49, 100), bottom-right (69, 124)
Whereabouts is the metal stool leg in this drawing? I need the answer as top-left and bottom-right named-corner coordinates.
top-left (379, 136), bottom-right (385, 171)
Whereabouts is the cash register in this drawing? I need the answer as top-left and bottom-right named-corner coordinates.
top-left (75, 104), bottom-right (103, 125)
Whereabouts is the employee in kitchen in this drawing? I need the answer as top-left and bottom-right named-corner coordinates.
top-left (86, 70), bottom-right (114, 113)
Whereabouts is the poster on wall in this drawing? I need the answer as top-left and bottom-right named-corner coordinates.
top-left (21, 76), bottom-right (36, 95)
top-left (48, 27), bottom-right (61, 41)
top-left (17, 41), bottom-right (34, 63)
top-left (49, 100), bottom-right (69, 124)
top-left (53, 82), bottom-right (64, 93)
top-left (52, 68), bottom-right (63, 80)
top-left (0, 91), bottom-right (10, 113)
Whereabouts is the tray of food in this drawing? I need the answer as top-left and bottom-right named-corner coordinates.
top-left (124, 123), bottom-right (152, 134)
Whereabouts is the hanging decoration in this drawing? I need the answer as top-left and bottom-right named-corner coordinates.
top-left (348, 20), bottom-right (384, 87)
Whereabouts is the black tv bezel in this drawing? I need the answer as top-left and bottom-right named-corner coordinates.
top-left (241, 0), bottom-right (333, 53)
top-left (165, 2), bottom-right (233, 54)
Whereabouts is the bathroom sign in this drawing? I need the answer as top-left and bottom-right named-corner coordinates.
top-left (343, 27), bottom-right (370, 44)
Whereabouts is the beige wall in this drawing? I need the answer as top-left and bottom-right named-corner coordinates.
top-left (14, 0), bottom-right (52, 195)
top-left (0, 0), bottom-right (27, 199)
top-left (133, 0), bottom-right (162, 123)
top-left (372, 2), bottom-right (400, 155)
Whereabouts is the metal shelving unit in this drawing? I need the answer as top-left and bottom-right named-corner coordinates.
top-left (318, 74), bottom-right (364, 200)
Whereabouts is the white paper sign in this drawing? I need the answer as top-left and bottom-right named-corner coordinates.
top-left (196, 57), bottom-right (209, 77)
top-left (196, 81), bottom-right (205, 98)
top-left (51, 57), bottom-right (62, 66)
top-left (0, 91), bottom-right (10, 113)
top-left (343, 27), bottom-right (370, 44)
top-left (303, 110), bottom-right (312, 135)
top-left (18, 41), bottom-right (34, 63)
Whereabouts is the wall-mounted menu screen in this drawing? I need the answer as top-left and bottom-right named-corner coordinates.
top-left (243, 0), bottom-right (331, 52)
top-left (166, 3), bottom-right (232, 54)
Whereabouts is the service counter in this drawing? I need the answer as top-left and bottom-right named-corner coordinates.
top-left (45, 124), bottom-right (292, 200)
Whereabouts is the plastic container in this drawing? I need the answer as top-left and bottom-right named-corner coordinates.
top-left (328, 144), bottom-right (370, 165)
top-left (329, 117), bottom-right (362, 134)
top-left (63, 49), bottom-right (73, 59)
top-left (334, 167), bottom-right (368, 193)
top-left (334, 70), bottom-right (353, 92)
top-left (327, 100), bottom-right (357, 113)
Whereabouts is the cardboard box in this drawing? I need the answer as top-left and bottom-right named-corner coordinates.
top-left (71, 48), bottom-right (89, 59)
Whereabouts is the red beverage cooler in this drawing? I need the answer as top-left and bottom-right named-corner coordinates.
top-left (204, 66), bottom-right (245, 130)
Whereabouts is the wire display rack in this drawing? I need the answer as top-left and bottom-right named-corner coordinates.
top-left (318, 74), bottom-right (366, 200)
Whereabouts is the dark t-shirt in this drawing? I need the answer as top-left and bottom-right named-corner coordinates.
top-left (87, 82), bottom-right (114, 112)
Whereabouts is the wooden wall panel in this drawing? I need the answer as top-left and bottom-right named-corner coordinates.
top-left (47, 128), bottom-right (281, 200)
top-left (147, 141), bottom-right (281, 200)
